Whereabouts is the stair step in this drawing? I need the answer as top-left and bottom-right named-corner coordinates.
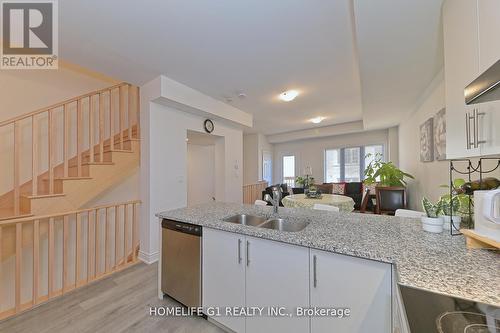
top-left (83, 162), bottom-right (114, 166)
top-left (22, 193), bottom-right (66, 200)
top-left (42, 176), bottom-right (93, 182)
top-left (108, 149), bottom-right (134, 153)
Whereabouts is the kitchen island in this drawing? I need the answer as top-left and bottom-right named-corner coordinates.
top-left (156, 202), bottom-right (499, 332)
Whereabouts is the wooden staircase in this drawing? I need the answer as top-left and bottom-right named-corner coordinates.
top-left (0, 82), bottom-right (140, 221)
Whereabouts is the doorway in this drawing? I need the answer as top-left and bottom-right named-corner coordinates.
top-left (186, 130), bottom-right (218, 206)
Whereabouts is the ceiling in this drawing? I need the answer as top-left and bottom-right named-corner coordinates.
top-left (59, 0), bottom-right (443, 135)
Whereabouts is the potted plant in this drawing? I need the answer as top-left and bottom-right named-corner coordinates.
top-left (295, 175), bottom-right (315, 189)
top-left (439, 195), bottom-right (461, 231)
top-left (421, 197), bottom-right (444, 233)
top-left (438, 178), bottom-right (472, 230)
top-left (364, 153), bottom-right (414, 187)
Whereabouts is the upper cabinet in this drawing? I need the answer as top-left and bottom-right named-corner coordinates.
top-left (478, 0), bottom-right (500, 71)
top-left (443, 0), bottom-right (500, 159)
top-left (443, 0), bottom-right (481, 159)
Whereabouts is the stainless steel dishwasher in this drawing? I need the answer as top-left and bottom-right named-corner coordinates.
top-left (161, 219), bottom-right (202, 308)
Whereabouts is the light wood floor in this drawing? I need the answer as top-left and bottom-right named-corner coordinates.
top-left (0, 262), bottom-right (224, 333)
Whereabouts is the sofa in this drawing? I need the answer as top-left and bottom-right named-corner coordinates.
top-left (319, 182), bottom-right (364, 210)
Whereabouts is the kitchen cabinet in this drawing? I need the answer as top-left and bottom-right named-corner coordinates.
top-left (203, 228), bottom-right (246, 332)
top-left (245, 236), bottom-right (309, 333)
top-left (477, 0), bottom-right (500, 156)
top-left (443, 0), bottom-right (481, 159)
top-left (310, 249), bottom-right (392, 333)
top-left (478, 100), bottom-right (500, 156)
top-left (443, 0), bottom-right (500, 158)
top-left (203, 228), bottom-right (393, 333)
top-left (478, 0), bottom-right (500, 72)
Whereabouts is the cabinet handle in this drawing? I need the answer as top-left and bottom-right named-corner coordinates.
top-left (476, 109), bottom-right (487, 146)
top-left (313, 255), bottom-right (317, 288)
top-left (466, 112), bottom-right (471, 149)
top-left (474, 108), bottom-right (479, 148)
top-left (246, 240), bottom-right (250, 266)
top-left (238, 239), bottom-right (242, 264)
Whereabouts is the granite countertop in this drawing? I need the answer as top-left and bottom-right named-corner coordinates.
top-left (156, 202), bottom-right (500, 306)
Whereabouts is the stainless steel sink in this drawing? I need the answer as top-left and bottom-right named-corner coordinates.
top-left (258, 218), bottom-right (309, 232)
top-left (223, 214), bottom-right (267, 226)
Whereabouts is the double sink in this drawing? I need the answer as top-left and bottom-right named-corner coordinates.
top-left (223, 214), bottom-right (309, 232)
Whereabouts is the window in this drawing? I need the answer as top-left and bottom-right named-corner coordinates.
top-left (262, 151), bottom-right (273, 185)
top-left (282, 155), bottom-right (295, 187)
top-left (325, 149), bottom-right (341, 183)
top-left (324, 145), bottom-right (384, 182)
top-left (344, 147), bottom-right (361, 182)
top-left (365, 145), bottom-right (384, 167)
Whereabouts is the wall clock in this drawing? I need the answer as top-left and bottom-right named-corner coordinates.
top-left (204, 119), bottom-right (214, 133)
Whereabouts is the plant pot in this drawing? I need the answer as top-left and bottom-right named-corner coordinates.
top-left (421, 216), bottom-right (444, 233)
top-left (440, 215), bottom-right (462, 231)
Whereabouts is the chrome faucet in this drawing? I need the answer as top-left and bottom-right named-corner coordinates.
top-left (264, 186), bottom-right (282, 214)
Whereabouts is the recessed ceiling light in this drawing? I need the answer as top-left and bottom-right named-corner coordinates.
top-left (310, 117), bottom-right (325, 124)
top-left (278, 90), bottom-right (299, 102)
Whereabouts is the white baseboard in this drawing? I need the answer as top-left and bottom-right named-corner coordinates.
top-left (139, 250), bottom-right (159, 264)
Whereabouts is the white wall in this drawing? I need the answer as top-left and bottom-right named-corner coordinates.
top-left (273, 129), bottom-right (389, 184)
top-left (399, 78), bottom-right (448, 209)
top-left (243, 133), bottom-right (273, 185)
top-left (140, 76), bottom-right (247, 263)
top-left (399, 74), bottom-right (500, 210)
top-left (187, 144), bottom-right (216, 206)
top-left (0, 63), bottom-right (117, 122)
top-left (243, 134), bottom-right (259, 185)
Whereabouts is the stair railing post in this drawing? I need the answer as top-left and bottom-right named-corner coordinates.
top-left (119, 86), bottom-right (124, 150)
top-left (127, 85), bottom-right (133, 141)
top-left (32, 115), bottom-right (38, 196)
top-left (48, 110), bottom-right (54, 194)
top-left (63, 104), bottom-right (69, 178)
top-left (98, 93), bottom-right (105, 163)
top-left (33, 219), bottom-right (40, 305)
top-left (13, 121), bottom-right (20, 215)
top-left (77, 100), bottom-right (83, 177)
top-left (89, 96), bottom-right (95, 164)
top-left (109, 90), bottom-right (114, 151)
top-left (15, 223), bottom-right (22, 312)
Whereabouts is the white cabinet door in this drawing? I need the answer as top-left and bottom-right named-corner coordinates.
top-left (245, 236), bottom-right (309, 333)
top-left (203, 228), bottom-right (246, 332)
top-left (310, 249), bottom-right (392, 333)
top-left (443, 0), bottom-right (481, 158)
top-left (478, 0), bottom-right (500, 71)
top-left (479, 100), bottom-right (500, 156)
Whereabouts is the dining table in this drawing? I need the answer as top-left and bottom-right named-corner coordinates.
top-left (282, 193), bottom-right (355, 212)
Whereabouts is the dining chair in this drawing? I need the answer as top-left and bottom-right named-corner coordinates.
top-left (375, 187), bottom-right (407, 215)
top-left (395, 209), bottom-right (425, 218)
top-left (313, 204), bottom-right (340, 212)
top-left (254, 199), bottom-right (268, 206)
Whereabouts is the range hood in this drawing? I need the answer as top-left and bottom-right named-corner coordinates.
top-left (465, 59), bottom-right (500, 105)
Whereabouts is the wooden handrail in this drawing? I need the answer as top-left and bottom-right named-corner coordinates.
top-left (0, 82), bottom-right (128, 127)
top-left (0, 200), bottom-right (141, 226)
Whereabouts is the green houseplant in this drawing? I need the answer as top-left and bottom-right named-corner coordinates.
top-left (363, 153), bottom-right (414, 187)
top-left (421, 197), bottom-right (444, 233)
top-left (295, 175), bottom-right (315, 189)
top-left (438, 178), bottom-right (472, 230)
